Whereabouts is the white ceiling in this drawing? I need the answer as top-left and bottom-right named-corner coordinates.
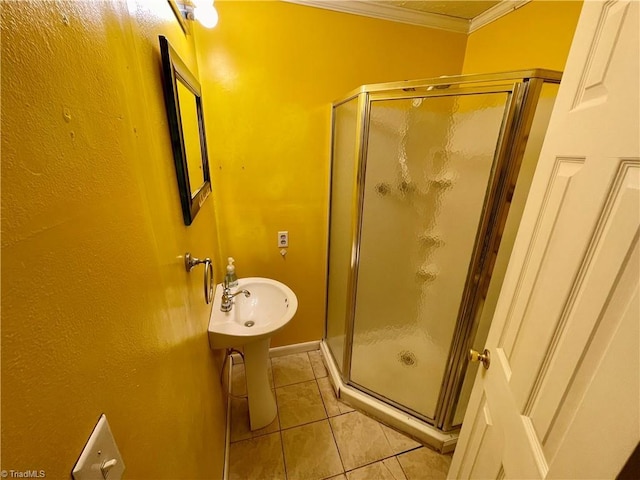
top-left (283, 0), bottom-right (531, 34)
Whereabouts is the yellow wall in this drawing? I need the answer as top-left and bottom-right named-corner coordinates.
top-left (194, 1), bottom-right (468, 347)
top-left (462, 0), bottom-right (583, 74)
top-left (1, 0), bottom-right (585, 475)
top-left (1, 1), bottom-right (226, 478)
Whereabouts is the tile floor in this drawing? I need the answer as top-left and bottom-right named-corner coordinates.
top-left (228, 350), bottom-right (452, 480)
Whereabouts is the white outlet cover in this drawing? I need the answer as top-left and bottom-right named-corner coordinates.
top-left (278, 231), bottom-right (288, 248)
top-left (72, 414), bottom-right (125, 480)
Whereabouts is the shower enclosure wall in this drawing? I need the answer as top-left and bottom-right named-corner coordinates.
top-left (323, 70), bottom-right (561, 450)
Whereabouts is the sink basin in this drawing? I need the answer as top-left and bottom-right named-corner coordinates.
top-left (207, 277), bottom-right (298, 431)
top-left (208, 277), bottom-right (298, 349)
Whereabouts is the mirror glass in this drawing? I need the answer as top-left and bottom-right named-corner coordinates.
top-left (159, 35), bottom-right (212, 225)
top-left (176, 82), bottom-right (205, 195)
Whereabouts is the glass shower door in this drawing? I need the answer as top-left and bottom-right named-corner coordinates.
top-left (326, 96), bottom-right (360, 371)
top-left (349, 91), bottom-right (512, 421)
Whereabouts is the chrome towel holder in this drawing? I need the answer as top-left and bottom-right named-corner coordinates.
top-left (185, 252), bottom-right (214, 304)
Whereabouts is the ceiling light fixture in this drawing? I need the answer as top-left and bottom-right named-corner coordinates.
top-left (181, 0), bottom-right (219, 29)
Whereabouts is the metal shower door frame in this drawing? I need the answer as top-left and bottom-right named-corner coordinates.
top-left (324, 70), bottom-right (562, 431)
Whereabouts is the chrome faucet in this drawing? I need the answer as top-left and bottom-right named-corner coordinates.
top-left (220, 277), bottom-right (250, 312)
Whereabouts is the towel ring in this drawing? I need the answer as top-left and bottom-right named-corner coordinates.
top-left (185, 252), bottom-right (214, 304)
top-left (204, 259), bottom-right (214, 304)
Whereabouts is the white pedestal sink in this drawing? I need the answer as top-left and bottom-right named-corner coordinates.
top-left (208, 277), bottom-right (298, 430)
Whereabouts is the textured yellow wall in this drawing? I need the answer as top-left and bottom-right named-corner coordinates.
top-left (462, 0), bottom-right (583, 74)
top-left (194, 1), bottom-right (468, 347)
top-left (1, 1), bottom-right (226, 478)
top-left (1, 0), bottom-right (582, 473)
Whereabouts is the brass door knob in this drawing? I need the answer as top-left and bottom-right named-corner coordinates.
top-left (469, 348), bottom-right (491, 370)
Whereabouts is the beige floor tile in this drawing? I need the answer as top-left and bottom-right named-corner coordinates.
top-left (252, 408), bottom-right (280, 438)
top-left (230, 396), bottom-right (252, 443)
top-left (229, 432), bottom-right (285, 480)
top-left (276, 380), bottom-right (327, 429)
top-left (232, 359), bottom-right (274, 393)
top-left (281, 420), bottom-right (344, 480)
top-left (396, 447), bottom-right (452, 480)
top-left (383, 457), bottom-right (408, 480)
top-left (317, 377), bottom-right (341, 416)
top-left (230, 396), bottom-right (280, 443)
top-left (380, 424), bottom-right (422, 455)
top-left (347, 457), bottom-right (407, 480)
top-left (272, 352), bottom-right (315, 387)
top-left (338, 401), bottom-right (355, 414)
top-left (308, 350), bottom-right (328, 378)
top-left (317, 377), bottom-right (355, 417)
top-left (325, 476), bottom-right (347, 480)
top-left (329, 411), bottom-right (393, 470)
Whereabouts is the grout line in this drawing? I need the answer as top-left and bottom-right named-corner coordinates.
top-left (274, 379), bottom-right (357, 433)
top-left (274, 376), bottom-right (318, 390)
top-left (277, 416), bottom-right (339, 435)
top-left (279, 414), bottom-right (329, 433)
top-left (326, 409), bottom-right (347, 476)
top-left (277, 409), bottom-right (353, 433)
top-left (380, 422), bottom-right (400, 454)
top-left (307, 350), bottom-right (329, 380)
top-left (397, 444), bottom-right (424, 456)
top-left (342, 446), bottom-right (424, 475)
top-left (271, 353), bottom-right (315, 386)
top-left (315, 376), bottom-right (331, 419)
top-left (396, 454), bottom-right (410, 480)
top-left (381, 457), bottom-right (404, 480)
top-left (272, 382), bottom-right (289, 480)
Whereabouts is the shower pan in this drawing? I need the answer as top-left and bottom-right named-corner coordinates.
top-left (323, 70), bottom-right (561, 451)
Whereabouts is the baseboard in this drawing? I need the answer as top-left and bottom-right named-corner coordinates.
top-left (269, 340), bottom-right (320, 358)
top-left (222, 354), bottom-right (232, 480)
top-left (230, 340), bottom-right (321, 364)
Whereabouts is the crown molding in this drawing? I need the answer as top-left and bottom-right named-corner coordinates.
top-left (282, 0), bottom-right (470, 33)
top-left (282, 0), bottom-right (532, 35)
top-left (469, 0), bottom-right (531, 33)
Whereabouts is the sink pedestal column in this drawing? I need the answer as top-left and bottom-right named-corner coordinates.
top-left (244, 338), bottom-right (277, 430)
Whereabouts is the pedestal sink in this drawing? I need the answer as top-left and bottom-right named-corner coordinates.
top-left (208, 277), bottom-right (298, 430)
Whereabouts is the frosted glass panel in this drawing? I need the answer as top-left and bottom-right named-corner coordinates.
top-left (325, 97), bottom-right (360, 370)
top-left (350, 93), bottom-right (510, 419)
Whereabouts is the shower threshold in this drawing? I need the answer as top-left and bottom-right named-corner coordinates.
top-left (320, 340), bottom-right (459, 454)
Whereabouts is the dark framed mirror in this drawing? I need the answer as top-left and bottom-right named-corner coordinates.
top-left (159, 35), bottom-right (211, 226)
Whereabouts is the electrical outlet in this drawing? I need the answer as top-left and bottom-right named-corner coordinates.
top-left (278, 231), bottom-right (289, 248)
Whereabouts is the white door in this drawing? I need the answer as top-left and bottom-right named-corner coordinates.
top-left (449, 1), bottom-right (639, 478)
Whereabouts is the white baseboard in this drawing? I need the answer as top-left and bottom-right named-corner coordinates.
top-left (230, 340), bottom-right (321, 364)
top-left (269, 340), bottom-right (321, 358)
top-left (222, 355), bottom-right (232, 480)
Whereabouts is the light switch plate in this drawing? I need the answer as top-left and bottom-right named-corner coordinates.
top-left (72, 414), bottom-right (125, 480)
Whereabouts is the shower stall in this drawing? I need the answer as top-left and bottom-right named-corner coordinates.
top-left (323, 70), bottom-right (561, 451)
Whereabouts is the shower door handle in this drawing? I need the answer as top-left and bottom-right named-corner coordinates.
top-left (469, 349), bottom-right (491, 370)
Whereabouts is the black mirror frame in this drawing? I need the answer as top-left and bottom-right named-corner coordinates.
top-left (159, 35), bottom-right (212, 226)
